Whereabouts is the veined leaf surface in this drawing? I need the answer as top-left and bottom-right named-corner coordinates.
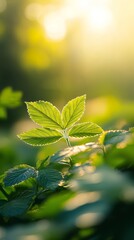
top-left (50, 143), bottom-right (99, 162)
top-left (37, 168), bottom-right (63, 190)
top-left (99, 130), bottom-right (129, 146)
top-left (4, 165), bottom-right (36, 187)
top-left (26, 101), bottom-right (62, 130)
top-left (0, 191), bottom-right (34, 217)
top-left (18, 128), bottom-right (63, 146)
top-left (69, 122), bottom-right (103, 138)
top-left (61, 95), bottom-right (86, 129)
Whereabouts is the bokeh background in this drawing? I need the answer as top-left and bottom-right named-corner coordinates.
top-left (0, 0), bottom-right (134, 170)
top-left (1, 0), bottom-right (134, 101)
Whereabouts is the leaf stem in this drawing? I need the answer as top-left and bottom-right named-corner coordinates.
top-left (63, 129), bottom-right (71, 147)
top-left (0, 185), bottom-right (9, 199)
top-left (63, 130), bottom-right (73, 166)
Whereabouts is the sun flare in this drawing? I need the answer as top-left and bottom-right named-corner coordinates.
top-left (88, 6), bottom-right (113, 31)
top-left (39, 0), bottom-right (114, 41)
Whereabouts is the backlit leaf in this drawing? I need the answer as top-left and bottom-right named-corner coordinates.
top-left (26, 101), bottom-right (62, 130)
top-left (99, 130), bottom-right (129, 146)
top-left (69, 122), bottom-right (103, 138)
top-left (18, 128), bottom-right (63, 146)
top-left (50, 143), bottom-right (99, 163)
top-left (61, 95), bottom-right (86, 129)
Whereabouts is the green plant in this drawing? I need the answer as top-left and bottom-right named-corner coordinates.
top-left (0, 95), bottom-right (134, 240)
top-left (0, 87), bottom-right (22, 118)
top-left (18, 95), bottom-right (102, 146)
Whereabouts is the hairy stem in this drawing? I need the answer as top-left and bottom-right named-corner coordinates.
top-left (63, 129), bottom-right (71, 147)
top-left (63, 130), bottom-right (72, 166)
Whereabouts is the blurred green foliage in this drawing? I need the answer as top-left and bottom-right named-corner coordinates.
top-left (0, 87), bottom-right (22, 118)
top-left (0, 94), bottom-right (134, 240)
top-left (0, 0), bottom-right (134, 238)
top-left (0, 0), bottom-right (134, 104)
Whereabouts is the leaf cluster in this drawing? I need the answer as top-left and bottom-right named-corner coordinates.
top-left (0, 95), bottom-right (134, 240)
top-left (18, 95), bottom-right (102, 146)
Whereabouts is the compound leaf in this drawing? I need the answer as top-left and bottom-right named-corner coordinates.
top-left (26, 101), bottom-right (62, 130)
top-left (61, 95), bottom-right (86, 129)
top-left (18, 128), bottom-right (63, 146)
top-left (4, 165), bottom-right (36, 187)
top-left (69, 122), bottom-right (103, 138)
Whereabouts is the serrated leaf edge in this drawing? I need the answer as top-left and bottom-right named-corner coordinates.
top-left (25, 101), bottom-right (63, 130)
top-left (69, 121), bottom-right (103, 138)
top-left (61, 95), bottom-right (86, 129)
top-left (4, 165), bottom-right (37, 187)
top-left (17, 128), bottom-right (63, 146)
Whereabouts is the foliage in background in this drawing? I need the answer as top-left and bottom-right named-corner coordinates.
top-left (0, 95), bottom-right (134, 240)
top-left (0, 87), bottom-right (22, 119)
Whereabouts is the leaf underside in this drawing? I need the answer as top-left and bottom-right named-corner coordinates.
top-left (50, 143), bottom-right (98, 162)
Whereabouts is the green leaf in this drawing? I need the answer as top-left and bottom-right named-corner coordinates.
top-left (0, 106), bottom-right (7, 119)
top-left (36, 156), bottom-right (49, 169)
top-left (4, 165), bottom-right (36, 187)
top-left (50, 143), bottom-right (99, 163)
top-left (37, 168), bottom-right (63, 190)
top-left (0, 87), bottom-right (22, 108)
top-left (99, 130), bottom-right (129, 146)
top-left (26, 101), bottom-right (62, 130)
top-left (0, 191), bottom-right (34, 217)
top-left (30, 191), bottom-right (74, 219)
top-left (18, 128), bottom-right (63, 146)
top-left (69, 122), bottom-right (103, 138)
top-left (129, 127), bottom-right (134, 133)
top-left (61, 95), bottom-right (86, 129)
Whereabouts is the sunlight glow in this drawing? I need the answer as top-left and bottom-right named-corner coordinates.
top-left (65, 0), bottom-right (114, 32)
top-left (25, 3), bottom-right (43, 20)
top-left (0, 0), bottom-right (6, 13)
top-left (43, 12), bottom-right (66, 41)
top-left (75, 212), bottom-right (103, 228)
top-left (88, 6), bottom-right (113, 31)
top-left (40, 0), bottom-right (114, 41)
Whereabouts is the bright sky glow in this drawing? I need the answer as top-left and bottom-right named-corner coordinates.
top-left (43, 12), bottom-right (67, 41)
top-left (28, 0), bottom-right (114, 41)
top-left (88, 6), bottom-right (113, 31)
top-left (25, 3), bottom-right (43, 20)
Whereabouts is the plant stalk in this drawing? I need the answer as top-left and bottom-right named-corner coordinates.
top-left (0, 185), bottom-right (9, 199)
top-left (63, 130), bottom-right (73, 166)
